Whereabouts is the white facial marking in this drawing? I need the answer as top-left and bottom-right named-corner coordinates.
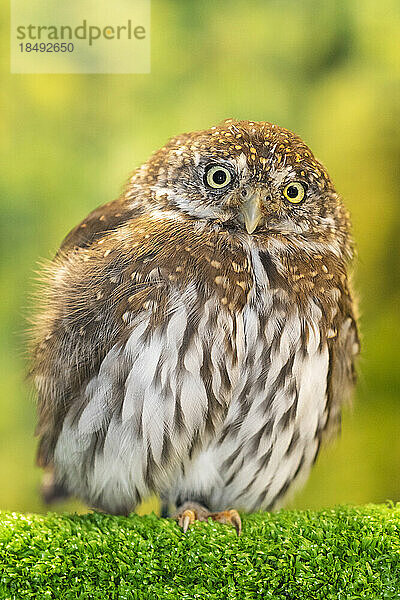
top-left (236, 152), bottom-right (248, 175)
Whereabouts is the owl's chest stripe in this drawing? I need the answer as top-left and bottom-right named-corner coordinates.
top-left (258, 250), bottom-right (287, 289)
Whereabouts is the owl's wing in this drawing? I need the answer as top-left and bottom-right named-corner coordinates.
top-left (323, 303), bottom-right (360, 442)
top-left (33, 213), bottom-right (232, 512)
top-left (58, 196), bottom-right (144, 254)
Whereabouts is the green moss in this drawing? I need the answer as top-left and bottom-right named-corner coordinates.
top-left (0, 504), bottom-right (399, 599)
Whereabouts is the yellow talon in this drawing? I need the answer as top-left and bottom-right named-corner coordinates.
top-left (180, 509), bottom-right (195, 533)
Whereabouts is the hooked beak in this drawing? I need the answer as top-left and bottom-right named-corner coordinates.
top-left (240, 190), bottom-right (263, 234)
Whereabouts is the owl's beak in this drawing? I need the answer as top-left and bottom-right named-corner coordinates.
top-left (241, 191), bottom-right (263, 234)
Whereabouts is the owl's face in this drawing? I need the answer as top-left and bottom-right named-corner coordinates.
top-left (131, 119), bottom-right (350, 250)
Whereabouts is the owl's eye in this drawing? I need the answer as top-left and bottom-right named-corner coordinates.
top-left (282, 182), bottom-right (306, 204)
top-left (204, 165), bottom-right (232, 189)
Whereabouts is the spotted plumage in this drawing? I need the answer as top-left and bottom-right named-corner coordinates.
top-left (32, 119), bottom-right (359, 528)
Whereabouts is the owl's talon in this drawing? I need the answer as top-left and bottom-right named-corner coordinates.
top-left (182, 514), bottom-right (190, 533)
top-left (174, 503), bottom-right (241, 535)
top-left (210, 509), bottom-right (242, 536)
top-left (180, 509), bottom-right (195, 533)
top-left (229, 510), bottom-right (242, 536)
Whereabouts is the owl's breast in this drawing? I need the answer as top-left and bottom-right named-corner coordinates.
top-left (168, 249), bottom-right (331, 511)
top-left (228, 244), bottom-right (330, 417)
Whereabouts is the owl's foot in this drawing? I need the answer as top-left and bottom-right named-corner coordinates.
top-left (174, 501), bottom-right (242, 536)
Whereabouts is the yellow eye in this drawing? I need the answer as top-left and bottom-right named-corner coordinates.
top-left (205, 165), bottom-right (232, 189)
top-left (283, 182), bottom-right (306, 204)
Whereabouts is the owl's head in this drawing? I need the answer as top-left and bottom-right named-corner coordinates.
top-left (130, 119), bottom-right (351, 253)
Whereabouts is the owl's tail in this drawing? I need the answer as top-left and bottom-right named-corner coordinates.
top-left (40, 468), bottom-right (71, 504)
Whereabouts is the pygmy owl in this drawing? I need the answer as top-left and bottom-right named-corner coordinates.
top-left (32, 119), bottom-right (359, 535)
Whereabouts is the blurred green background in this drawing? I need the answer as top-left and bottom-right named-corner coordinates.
top-left (1, 0), bottom-right (399, 516)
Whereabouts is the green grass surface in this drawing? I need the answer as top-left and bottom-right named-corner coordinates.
top-left (0, 505), bottom-right (399, 599)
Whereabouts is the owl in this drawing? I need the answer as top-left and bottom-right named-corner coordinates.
top-left (32, 119), bottom-right (359, 535)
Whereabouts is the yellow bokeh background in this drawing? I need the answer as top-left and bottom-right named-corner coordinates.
top-left (1, 0), bottom-right (399, 515)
